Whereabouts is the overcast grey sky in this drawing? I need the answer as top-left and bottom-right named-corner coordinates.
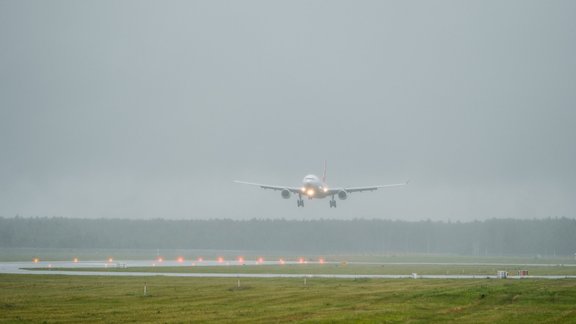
top-left (1, 1), bottom-right (575, 221)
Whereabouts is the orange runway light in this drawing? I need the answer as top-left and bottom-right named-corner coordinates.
top-left (257, 257), bottom-right (264, 264)
top-left (197, 257), bottom-right (203, 262)
top-left (217, 257), bottom-right (224, 263)
top-left (298, 258), bottom-right (305, 264)
top-left (177, 257), bottom-right (184, 263)
top-left (238, 257), bottom-right (244, 263)
top-left (108, 258), bottom-right (113, 263)
top-left (73, 258), bottom-right (79, 263)
top-left (33, 258), bottom-right (39, 263)
top-left (319, 258), bottom-right (325, 264)
top-left (279, 258), bottom-right (285, 265)
top-left (157, 257), bottom-right (163, 263)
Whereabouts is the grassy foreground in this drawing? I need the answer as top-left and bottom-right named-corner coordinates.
top-left (1, 275), bottom-right (575, 323)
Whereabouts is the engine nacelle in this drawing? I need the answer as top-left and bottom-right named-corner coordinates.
top-left (338, 190), bottom-right (348, 200)
top-left (281, 189), bottom-right (291, 199)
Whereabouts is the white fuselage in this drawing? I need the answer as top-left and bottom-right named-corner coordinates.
top-left (300, 174), bottom-right (329, 199)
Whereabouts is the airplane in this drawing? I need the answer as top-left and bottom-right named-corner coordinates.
top-left (234, 162), bottom-right (408, 208)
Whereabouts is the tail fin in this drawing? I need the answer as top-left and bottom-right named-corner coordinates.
top-left (322, 160), bottom-right (327, 183)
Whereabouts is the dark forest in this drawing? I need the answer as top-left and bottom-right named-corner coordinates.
top-left (1, 217), bottom-right (574, 256)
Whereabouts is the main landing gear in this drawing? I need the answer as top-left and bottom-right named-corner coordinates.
top-left (297, 194), bottom-right (304, 207)
top-left (329, 197), bottom-right (337, 208)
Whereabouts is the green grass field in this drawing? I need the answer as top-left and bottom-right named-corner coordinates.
top-left (3, 248), bottom-right (576, 322)
top-left (1, 274), bottom-right (575, 323)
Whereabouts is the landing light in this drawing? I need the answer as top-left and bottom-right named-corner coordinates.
top-left (301, 187), bottom-right (306, 192)
top-left (307, 189), bottom-right (315, 196)
top-left (323, 187), bottom-right (328, 193)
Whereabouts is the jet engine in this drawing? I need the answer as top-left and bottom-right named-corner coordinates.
top-left (338, 190), bottom-right (348, 200)
top-left (281, 189), bottom-right (291, 199)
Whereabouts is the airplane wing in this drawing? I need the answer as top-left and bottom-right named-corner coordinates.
top-left (233, 181), bottom-right (302, 193)
top-left (328, 181), bottom-right (409, 194)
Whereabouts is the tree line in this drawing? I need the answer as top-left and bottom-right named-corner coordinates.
top-left (0, 217), bottom-right (574, 256)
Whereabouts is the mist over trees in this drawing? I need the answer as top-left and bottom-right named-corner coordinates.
top-left (0, 217), bottom-right (574, 257)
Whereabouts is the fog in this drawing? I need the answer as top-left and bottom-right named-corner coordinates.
top-left (1, 1), bottom-right (575, 220)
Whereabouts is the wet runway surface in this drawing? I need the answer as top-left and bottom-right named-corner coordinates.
top-left (1, 260), bottom-right (575, 279)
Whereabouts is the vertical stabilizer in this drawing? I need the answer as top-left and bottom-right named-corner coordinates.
top-left (322, 160), bottom-right (327, 183)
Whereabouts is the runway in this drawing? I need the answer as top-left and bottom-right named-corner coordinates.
top-left (1, 260), bottom-right (575, 279)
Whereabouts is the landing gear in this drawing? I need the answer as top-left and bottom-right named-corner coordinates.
top-left (329, 198), bottom-right (337, 208)
top-left (297, 194), bottom-right (304, 207)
